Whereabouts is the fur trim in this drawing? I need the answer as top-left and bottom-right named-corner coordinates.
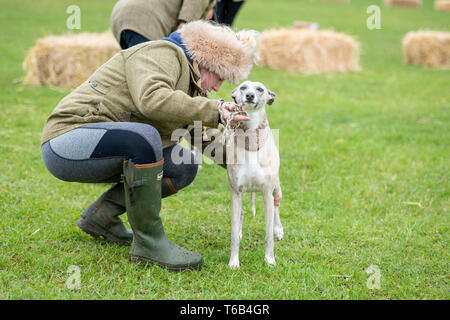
top-left (179, 21), bottom-right (258, 84)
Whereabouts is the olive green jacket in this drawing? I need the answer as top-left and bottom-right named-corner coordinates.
top-left (111, 0), bottom-right (216, 42)
top-left (41, 41), bottom-right (219, 148)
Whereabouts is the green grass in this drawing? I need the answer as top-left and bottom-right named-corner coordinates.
top-left (0, 0), bottom-right (448, 299)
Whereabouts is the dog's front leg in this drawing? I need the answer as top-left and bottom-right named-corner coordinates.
top-left (229, 190), bottom-right (242, 269)
top-left (263, 189), bottom-right (276, 266)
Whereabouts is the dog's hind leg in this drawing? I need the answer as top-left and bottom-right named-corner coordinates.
top-left (273, 183), bottom-right (283, 241)
top-left (263, 188), bottom-right (275, 266)
top-left (229, 190), bottom-right (242, 269)
top-left (274, 206), bottom-right (283, 241)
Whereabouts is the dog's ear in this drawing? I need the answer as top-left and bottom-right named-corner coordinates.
top-left (231, 88), bottom-right (239, 103)
top-left (267, 90), bottom-right (276, 106)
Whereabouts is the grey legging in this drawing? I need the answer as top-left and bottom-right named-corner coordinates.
top-left (42, 122), bottom-right (198, 193)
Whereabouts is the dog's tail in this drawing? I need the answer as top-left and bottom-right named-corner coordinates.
top-left (251, 192), bottom-right (256, 216)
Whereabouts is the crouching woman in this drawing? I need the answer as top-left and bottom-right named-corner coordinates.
top-left (41, 21), bottom-right (256, 271)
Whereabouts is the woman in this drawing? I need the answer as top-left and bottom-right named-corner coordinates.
top-left (41, 21), bottom-right (257, 271)
top-left (214, 0), bottom-right (245, 26)
top-left (111, 0), bottom-right (216, 49)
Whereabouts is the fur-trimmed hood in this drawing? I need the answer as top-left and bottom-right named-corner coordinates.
top-left (179, 20), bottom-right (259, 84)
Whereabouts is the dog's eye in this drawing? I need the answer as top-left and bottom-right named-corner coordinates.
top-left (256, 87), bottom-right (264, 92)
top-left (240, 86), bottom-right (247, 91)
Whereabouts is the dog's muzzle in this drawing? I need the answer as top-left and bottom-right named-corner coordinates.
top-left (245, 92), bottom-right (255, 101)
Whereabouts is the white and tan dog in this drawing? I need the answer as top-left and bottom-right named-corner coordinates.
top-left (225, 80), bottom-right (283, 268)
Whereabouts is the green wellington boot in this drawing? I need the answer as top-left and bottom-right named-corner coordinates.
top-left (123, 159), bottom-right (203, 271)
top-left (77, 183), bottom-right (133, 245)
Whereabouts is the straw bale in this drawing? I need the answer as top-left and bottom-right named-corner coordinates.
top-left (384, 0), bottom-right (421, 8)
top-left (257, 28), bottom-right (360, 74)
top-left (402, 30), bottom-right (450, 69)
top-left (23, 32), bottom-right (120, 89)
top-left (435, 0), bottom-right (450, 12)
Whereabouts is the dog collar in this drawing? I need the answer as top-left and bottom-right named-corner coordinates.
top-left (233, 119), bottom-right (269, 151)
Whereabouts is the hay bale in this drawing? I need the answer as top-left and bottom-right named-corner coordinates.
top-left (435, 0), bottom-right (450, 12)
top-left (257, 28), bottom-right (360, 74)
top-left (384, 0), bottom-right (421, 8)
top-left (23, 32), bottom-right (120, 89)
top-left (402, 31), bottom-right (450, 69)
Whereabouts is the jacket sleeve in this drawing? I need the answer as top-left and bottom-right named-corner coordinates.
top-left (178, 0), bottom-right (214, 22)
top-left (125, 45), bottom-right (219, 128)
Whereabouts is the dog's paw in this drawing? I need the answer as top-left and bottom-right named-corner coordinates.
top-left (274, 226), bottom-right (284, 241)
top-left (228, 259), bottom-right (240, 269)
top-left (265, 256), bottom-right (276, 266)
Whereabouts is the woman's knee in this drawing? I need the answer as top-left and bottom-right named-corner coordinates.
top-left (132, 122), bottom-right (161, 143)
top-left (130, 123), bottom-right (163, 161)
top-left (181, 162), bottom-right (198, 188)
top-left (170, 162), bottom-right (198, 191)
top-left (163, 145), bottom-right (198, 190)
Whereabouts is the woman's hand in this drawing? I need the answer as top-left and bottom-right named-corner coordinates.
top-left (205, 9), bottom-right (214, 20)
top-left (219, 101), bottom-right (250, 125)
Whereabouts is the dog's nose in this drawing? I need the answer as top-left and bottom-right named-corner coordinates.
top-left (246, 92), bottom-right (255, 101)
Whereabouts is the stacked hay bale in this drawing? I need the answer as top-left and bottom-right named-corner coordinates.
top-left (384, 0), bottom-right (422, 7)
top-left (435, 0), bottom-right (450, 12)
top-left (402, 31), bottom-right (450, 69)
top-left (257, 28), bottom-right (360, 74)
top-left (23, 32), bottom-right (120, 89)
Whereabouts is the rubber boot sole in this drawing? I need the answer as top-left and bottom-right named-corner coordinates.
top-left (130, 255), bottom-right (203, 272)
top-left (77, 217), bottom-right (131, 245)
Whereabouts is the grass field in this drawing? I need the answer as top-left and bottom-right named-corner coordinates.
top-left (0, 0), bottom-right (448, 299)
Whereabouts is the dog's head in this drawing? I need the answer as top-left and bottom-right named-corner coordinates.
top-left (231, 81), bottom-right (276, 112)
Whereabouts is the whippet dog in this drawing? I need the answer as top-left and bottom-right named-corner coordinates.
top-left (225, 81), bottom-right (283, 269)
